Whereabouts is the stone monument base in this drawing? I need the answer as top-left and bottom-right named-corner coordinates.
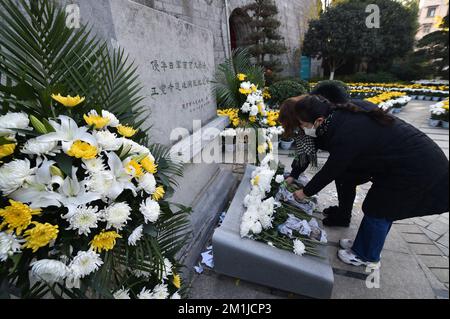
top-left (212, 165), bottom-right (334, 299)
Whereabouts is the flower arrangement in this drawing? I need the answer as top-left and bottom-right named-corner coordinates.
top-left (364, 92), bottom-right (412, 111)
top-left (239, 155), bottom-right (326, 258)
top-left (430, 99), bottom-right (449, 123)
top-left (0, 98), bottom-right (186, 298)
top-left (0, 0), bottom-right (190, 299)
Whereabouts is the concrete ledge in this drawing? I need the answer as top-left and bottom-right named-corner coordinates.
top-left (212, 165), bottom-right (334, 299)
top-left (179, 166), bottom-right (238, 283)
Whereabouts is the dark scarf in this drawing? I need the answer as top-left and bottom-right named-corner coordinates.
top-left (293, 112), bottom-right (334, 168)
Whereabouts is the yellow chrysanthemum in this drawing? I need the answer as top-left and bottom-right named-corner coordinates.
top-left (67, 140), bottom-right (97, 159)
top-left (0, 200), bottom-right (41, 235)
top-left (125, 159), bottom-right (144, 178)
top-left (232, 118), bottom-right (240, 127)
top-left (0, 143), bottom-right (16, 159)
top-left (152, 186), bottom-right (165, 201)
top-left (251, 175), bottom-right (260, 186)
top-left (239, 88), bottom-right (252, 95)
top-left (90, 230), bottom-right (122, 253)
top-left (236, 73), bottom-right (247, 81)
top-left (173, 273), bottom-right (181, 289)
top-left (23, 222), bottom-right (59, 252)
top-left (141, 156), bottom-right (158, 174)
top-left (251, 84), bottom-right (258, 93)
top-left (117, 125), bottom-right (137, 137)
top-left (51, 93), bottom-right (85, 108)
top-left (83, 114), bottom-right (110, 129)
top-left (257, 144), bottom-right (267, 154)
top-left (249, 116), bottom-right (257, 123)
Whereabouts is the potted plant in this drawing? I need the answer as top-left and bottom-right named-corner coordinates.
top-left (280, 135), bottom-right (295, 150)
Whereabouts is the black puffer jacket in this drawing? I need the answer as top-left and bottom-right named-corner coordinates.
top-left (302, 109), bottom-right (449, 221)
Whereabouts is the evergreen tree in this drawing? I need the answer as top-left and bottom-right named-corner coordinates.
top-left (241, 0), bottom-right (287, 84)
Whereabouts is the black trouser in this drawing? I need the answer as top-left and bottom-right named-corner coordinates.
top-left (334, 173), bottom-right (372, 220)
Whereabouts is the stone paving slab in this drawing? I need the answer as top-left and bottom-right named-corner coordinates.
top-left (409, 243), bottom-right (444, 256)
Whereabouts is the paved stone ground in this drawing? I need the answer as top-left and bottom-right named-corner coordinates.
top-left (189, 100), bottom-right (449, 299)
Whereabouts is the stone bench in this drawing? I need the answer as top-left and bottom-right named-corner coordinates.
top-left (212, 165), bottom-right (334, 299)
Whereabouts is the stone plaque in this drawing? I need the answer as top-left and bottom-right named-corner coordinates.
top-left (67, 0), bottom-right (217, 145)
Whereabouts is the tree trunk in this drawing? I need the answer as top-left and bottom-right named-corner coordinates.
top-left (329, 70), bottom-right (335, 80)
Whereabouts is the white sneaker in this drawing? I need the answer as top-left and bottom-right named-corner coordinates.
top-left (337, 249), bottom-right (381, 268)
top-left (339, 239), bottom-right (353, 250)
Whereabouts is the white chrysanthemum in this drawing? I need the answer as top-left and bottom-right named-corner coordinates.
top-left (21, 139), bottom-right (59, 156)
top-left (151, 284), bottom-right (169, 299)
top-left (85, 170), bottom-right (115, 196)
top-left (220, 128), bottom-right (237, 137)
top-left (139, 173), bottom-right (156, 195)
top-left (94, 130), bottom-right (121, 151)
top-left (31, 259), bottom-right (69, 283)
top-left (171, 292), bottom-right (181, 299)
top-left (133, 269), bottom-right (151, 278)
top-left (69, 250), bottom-right (103, 279)
top-left (102, 110), bottom-right (120, 127)
top-left (259, 213), bottom-right (274, 230)
top-left (249, 104), bottom-right (259, 116)
top-left (82, 157), bottom-right (106, 174)
top-left (249, 221), bottom-right (262, 234)
top-left (0, 232), bottom-right (24, 262)
top-left (240, 81), bottom-right (252, 90)
top-left (113, 288), bottom-right (131, 299)
top-left (293, 239), bottom-right (306, 256)
top-left (65, 206), bottom-right (99, 235)
top-left (137, 287), bottom-right (154, 299)
top-left (162, 258), bottom-right (173, 280)
top-left (0, 159), bottom-right (34, 195)
top-left (241, 102), bottom-right (251, 113)
top-left (243, 193), bottom-right (262, 209)
top-left (128, 225), bottom-right (144, 246)
top-left (140, 198), bottom-right (160, 223)
top-left (275, 175), bottom-right (285, 184)
top-left (0, 112), bottom-right (31, 136)
top-left (102, 202), bottom-right (132, 231)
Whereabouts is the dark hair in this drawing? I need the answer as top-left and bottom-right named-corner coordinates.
top-left (279, 95), bottom-right (395, 136)
top-left (310, 82), bottom-right (350, 104)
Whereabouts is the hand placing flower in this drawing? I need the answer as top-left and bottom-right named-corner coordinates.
top-left (293, 189), bottom-right (306, 202)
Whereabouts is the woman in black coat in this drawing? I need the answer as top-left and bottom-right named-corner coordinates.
top-left (279, 95), bottom-right (449, 267)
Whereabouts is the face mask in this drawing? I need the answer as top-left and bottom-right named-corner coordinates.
top-left (303, 126), bottom-right (317, 138)
top-left (303, 121), bottom-right (318, 138)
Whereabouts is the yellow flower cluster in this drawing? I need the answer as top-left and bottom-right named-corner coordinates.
top-left (218, 108), bottom-right (240, 128)
top-left (0, 200), bottom-right (59, 252)
top-left (0, 200), bottom-right (41, 235)
top-left (266, 110), bottom-right (279, 127)
top-left (125, 159), bottom-right (144, 178)
top-left (0, 143), bottom-right (16, 159)
top-left (237, 73), bottom-right (247, 81)
top-left (23, 222), bottom-right (59, 252)
top-left (348, 82), bottom-right (449, 91)
top-left (90, 230), bottom-right (122, 253)
top-left (117, 124), bottom-right (138, 137)
top-left (263, 87), bottom-right (271, 100)
top-left (84, 113), bottom-right (110, 129)
top-left (239, 84), bottom-right (257, 95)
top-left (442, 99), bottom-right (449, 111)
top-left (51, 94), bottom-right (85, 108)
top-left (67, 140), bottom-right (98, 159)
top-left (365, 92), bottom-right (406, 105)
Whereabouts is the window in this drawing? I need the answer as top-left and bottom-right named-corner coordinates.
top-left (422, 23), bottom-right (433, 34)
top-left (427, 6), bottom-right (437, 17)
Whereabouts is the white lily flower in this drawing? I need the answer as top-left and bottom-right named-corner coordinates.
top-left (37, 115), bottom-right (97, 153)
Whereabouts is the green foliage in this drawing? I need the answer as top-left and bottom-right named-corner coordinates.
top-left (213, 48), bottom-right (265, 109)
top-left (303, 0), bottom-right (417, 78)
top-left (0, 0), bottom-right (189, 299)
top-left (268, 80), bottom-right (307, 107)
top-left (338, 71), bottom-right (399, 83)
top-left (312, 80), bottom-right (349, 94)
top-left (415, 14), bottom-right (449, 79)
top-left (240, 0), bottom-right (287, 84)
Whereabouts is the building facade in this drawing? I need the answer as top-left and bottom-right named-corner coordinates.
top-left (416, 0), bottom-right (449, 39)
top-left (133, 0), bottom-right (320, 77)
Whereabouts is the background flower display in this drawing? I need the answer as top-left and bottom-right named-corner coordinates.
top-left (429, 99), bottom-right (449, 128)
top-left (0, 0), bottom-right (190, 299)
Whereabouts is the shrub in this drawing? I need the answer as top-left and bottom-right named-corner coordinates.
top-left (268, 80), bottom-right (307, 107)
